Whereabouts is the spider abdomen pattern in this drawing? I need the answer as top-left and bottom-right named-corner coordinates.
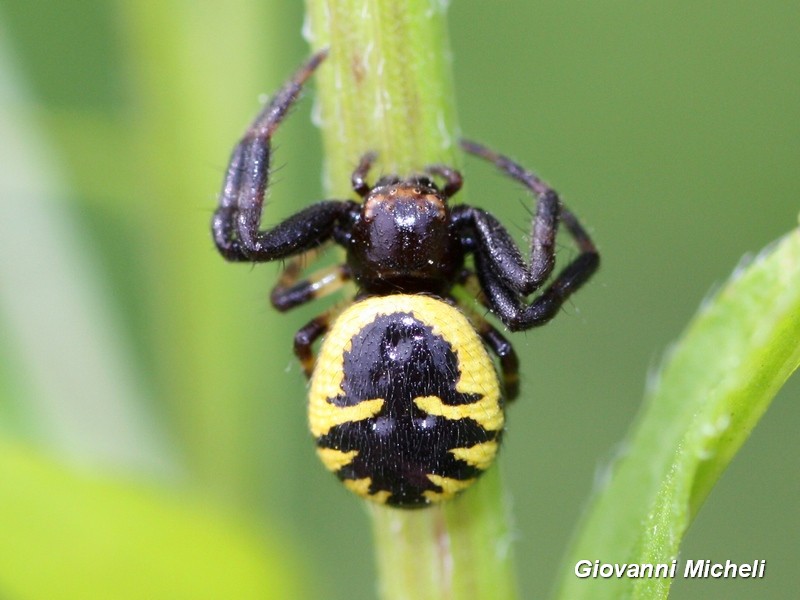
top-left (309, 295), bottom-right (503, 507)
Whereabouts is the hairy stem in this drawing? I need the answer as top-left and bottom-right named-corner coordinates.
top-left (304, 1), bottom-right (518, 598)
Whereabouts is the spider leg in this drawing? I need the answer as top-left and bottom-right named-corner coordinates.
top-left (455, 271), bottom-right (519, 399)
top-left (351, 152), bottom-right (378, 197)
top-left (424, 164), bottom-right (463, 198)
top-left (212, 50), bottom-right (353, 262)
top-left (457, 140), bottom-right (599, 331)
top-left (473, 237), bottom-right (598, 331)
top-left (271, 250), bottom-right (352, 312)
top-left (294, 308), bottom-right (341, 379)
top-left (467, 307), bottom-right (520, 400)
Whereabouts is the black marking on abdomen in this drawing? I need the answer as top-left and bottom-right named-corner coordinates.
top-left (316, 311), bottom-right (500, 507)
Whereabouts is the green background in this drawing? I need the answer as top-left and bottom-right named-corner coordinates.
top-left (0, 1), bottom-right (797, 599)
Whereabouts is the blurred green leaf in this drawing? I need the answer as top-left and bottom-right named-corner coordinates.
top-left (118, 0), bottom-right (307, 506)
top-left (0, 440), bottom-right (303, 600)
top-left (556, 227), bottom-right (800, 599)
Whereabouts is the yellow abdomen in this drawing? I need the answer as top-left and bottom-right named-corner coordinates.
top-left (308, 294), bottom-right (503, 507)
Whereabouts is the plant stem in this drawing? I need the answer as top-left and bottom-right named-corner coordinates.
top-left (304, 1), bottom-right (518, 598)
top-left (304, 0), bottom-right (460, 183)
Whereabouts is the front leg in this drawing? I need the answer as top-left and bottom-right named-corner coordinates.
top-left (211, 50), bottom-right (352, 262)
top-left (457, 140), bottom-right (599, 331)
top-left (474, 241), bottom-right (599, 332)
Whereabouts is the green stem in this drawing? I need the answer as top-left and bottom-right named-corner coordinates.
top-left (305, 0), bottom-right (460, 182)
top-left (304, 1), bottom-right (518, 598)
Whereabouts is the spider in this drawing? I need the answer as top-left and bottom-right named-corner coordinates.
top-left (211, 50), bottom-right (599, 508)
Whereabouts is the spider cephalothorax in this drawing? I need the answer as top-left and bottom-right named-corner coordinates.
top-left (347, 170), bottom-right (464, 295)
top-left (212, 51), bottom-right (599, 507)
